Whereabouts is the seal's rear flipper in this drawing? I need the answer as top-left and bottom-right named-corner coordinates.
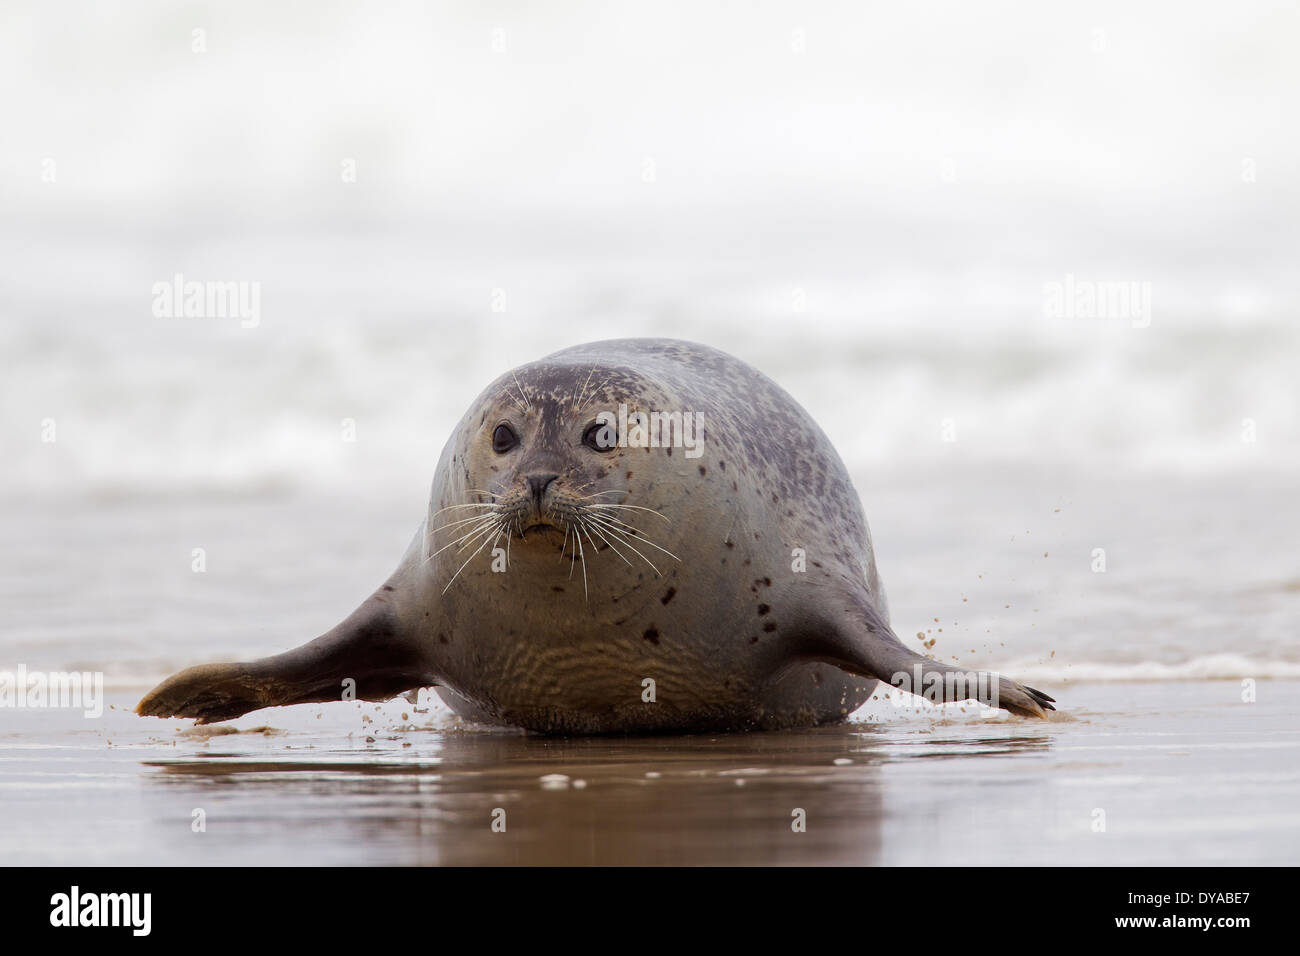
top-left (799, 591), bottom-right (1056, 718)
top-left (136, 594), bottom-right (436, 724)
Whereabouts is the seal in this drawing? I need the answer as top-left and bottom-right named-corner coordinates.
top-left (137, 339), bottom-right (1055, 732)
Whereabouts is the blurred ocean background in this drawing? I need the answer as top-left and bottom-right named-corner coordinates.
top-left (2, 0), bottom-right (1298, 695)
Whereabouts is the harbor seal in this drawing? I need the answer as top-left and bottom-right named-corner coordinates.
top-left (138, 338), bottom-right (1055, 732)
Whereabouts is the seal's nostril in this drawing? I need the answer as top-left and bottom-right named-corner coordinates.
top-left (527, 474), bottom-right (559, 499)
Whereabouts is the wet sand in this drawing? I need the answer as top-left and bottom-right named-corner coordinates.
top-left (3, 680), bottom-right (1297, 865)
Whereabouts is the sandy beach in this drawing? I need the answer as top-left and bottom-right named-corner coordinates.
top-left (3, 680), bottom-right (1296, 866)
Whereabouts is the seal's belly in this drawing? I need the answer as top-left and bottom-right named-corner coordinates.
top-left (433, 632), bottom-right (875, 734)
top-left (431, 548), bottom-right (877, 732)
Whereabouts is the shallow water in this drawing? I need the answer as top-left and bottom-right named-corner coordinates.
top-left (3, 682), bottom-right (1297, 865)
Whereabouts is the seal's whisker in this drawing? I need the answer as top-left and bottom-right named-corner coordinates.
top-left (579, 516), bottom-right (636, 569)
top-left (501, 383), bottom-right (528, 414)
top-left (489, 524), bottom-right (508, 570)
top-left (583, 512), bottom-right (658, 559)
top-left (590, 514), bottom-right (664, 538)
top-left (430, 502), bottom-right (496, 518)
top-left (578, 377), bottom-right (612, 413)
top-left (579, 522), bottom-right (611, 592)
top-left (586, 502), bottom-right (672, 522)
top-left (573, 365), bottom-right (597, 412)
top-left (583, 515), bottom-right (664, 575)
top-left (577, 519), bottom-right (606, 563)
top-left (423, 515), bottom-right (494, 564)
top-left (427, 512), bottom-right (504, 536)
top-left (511, 371), bottom-right (533, 411)
top-left (584, 510), bottom-right (666, 540)
top-left (449, 522), bottom-right (501, 557)
top-left (574, 524), bottom-right (589, 601)
top-left (454, 512), bottom-right (509, 548)
top-left (426, 516), bottom-right (499, 560)
top-left (585, 512), bottom-right (681, 563)
top-left (450, 513), bottom-right (501, 540)
top-left (423, 514), bottom-right (494, 565)
top-left (562, 479), bottom-right (607, 499)
top-left (565, 521), bottom-right (580, 580)
top-left (441, 518), bottom-right (504, 595)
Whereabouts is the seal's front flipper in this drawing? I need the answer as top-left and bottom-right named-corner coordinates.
top-left (136, 594), bottom-right (436, 724)
top-left (799, 591), bottom-right (1056, 719)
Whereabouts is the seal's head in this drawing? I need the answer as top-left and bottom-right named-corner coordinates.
top-left (473, 376), bottom-right (629, 541)
top-left (429, 358), bottom-right (693, 594)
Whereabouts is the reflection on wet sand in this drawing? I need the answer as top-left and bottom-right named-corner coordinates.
top-left (141, 723), bottom-right (1053, 865)
top-left (8, 684), bottom-right (1296, 865)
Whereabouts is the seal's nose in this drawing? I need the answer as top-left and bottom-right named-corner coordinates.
top-left (527, 473), bottom-right (558, 506)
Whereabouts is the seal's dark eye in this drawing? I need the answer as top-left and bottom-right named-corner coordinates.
top-left (583, 421), bottom-right (617, 452)
top-left (492, 423), bottom-right (519, 453)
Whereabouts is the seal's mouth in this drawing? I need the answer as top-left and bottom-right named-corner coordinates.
top-left (518, 519), bottom-right (565, 541)
top-left (428, 488), bottom-right (678, 599)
